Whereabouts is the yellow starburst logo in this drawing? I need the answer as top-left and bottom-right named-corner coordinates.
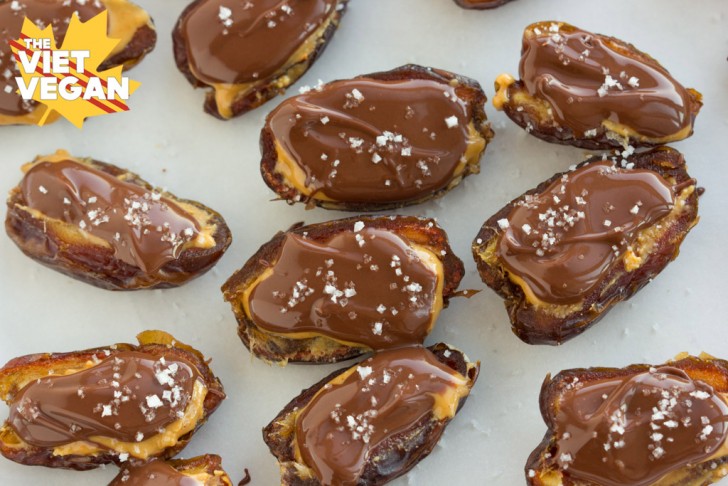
top-left (9, 11), bottom-right (140, 128)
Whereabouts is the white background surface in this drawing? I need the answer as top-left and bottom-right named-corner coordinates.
top-left (1, 0), bottom-right (727, 484)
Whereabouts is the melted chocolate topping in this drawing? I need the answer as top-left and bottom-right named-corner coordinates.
top-left (553, 367), bottom-right (728, 485)
top-left (9, 351), bottom-right (201, 448)
top-left (0, 0), bottom-right (104, 116)
top-left (497, 161), bottom-right (675, 305)
top-left (295, 346), bottom-right (468, 485)
top-left (20, 159), bottom-right (201, 273)
top-left (247, 224), bottom-right (440, 349)
top-left (178, 0), bottom-right (339, 85)
top-left (267, 77), bottom-right (473, 204)
top-left (111, 460), bottom-right (201, 485)
top-left (519, 21), bottom-right (693, 139)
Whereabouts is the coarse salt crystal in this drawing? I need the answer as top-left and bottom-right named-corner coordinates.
top-left (445, 115), bottom-right (459, 128)
top-left (146, 395), bottom-right (163, 409)
top-left (357, 366), bottom-right (372, 379)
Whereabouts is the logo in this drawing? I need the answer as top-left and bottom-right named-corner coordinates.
top-left (10, 11), bottom-right (140, 128)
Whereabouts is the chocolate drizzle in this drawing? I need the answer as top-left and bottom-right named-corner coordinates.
top-left (8, 351), bottom-right (201, 448)
top-left (247, 224), bottom-right (440, 349)
top-left (497, 161), bottom-right (676, 305)
top-left (111, 460), bottom-right (201, 485)
top-left (0, 0), bottom-right (104, 116)
top-left (20, 159), bottom-right (201, 273)
top-left (267, 77), bottom-right (473, 204)
top-left (519, 21), bottom-right (693, 139)
top-left (295, 346), bottom-right (468, 485)
top-left (553, 367), bottom-right (728, 485)
top-left (177, 0), bottom-right (338, 85)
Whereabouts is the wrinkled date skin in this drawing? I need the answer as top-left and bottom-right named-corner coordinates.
top-left (0, 331), bottom-right (225, 470)
top-left (260, 64), bottom-right (493, 211)
top-left (221, 216), bottom-right (465, 364)
top-left (5, 154), bottom-right (232, 290)
top-left (493, 21), bottom-right (703, 150)
top-left (472, 147), bottom-right (699, 345)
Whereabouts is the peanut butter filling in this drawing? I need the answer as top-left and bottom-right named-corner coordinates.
top-left (266, 75), bottom-right (487, 204)
top-left (13, 150), bottom-right (217, 274)
top-left (241, 221), bottom-right (445, 350)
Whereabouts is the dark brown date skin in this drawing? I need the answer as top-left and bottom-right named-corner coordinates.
top-left (527, 355), bottom-right (728, 486)
top-left (260, 64), bottom-right (493, 212)
top-left (472, 147), bottom-right (699, 345)
top-left (263, 343), bottom-right (479, 486)
top-left (5, 155), bottom-right (232, 290)
top-left (0, 331), bottom-right (225, 471)
top-left (172, 0), bottom-right (348, 119)
top-left (221, 216), bottom-right (464, 364)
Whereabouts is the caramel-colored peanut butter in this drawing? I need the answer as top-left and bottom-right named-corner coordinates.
top-left (19, 157), bottom-right (202, 273)
top-left (518, 21), bottom-right (693, 140)
top-left (553, 367), bottom-right (728, 485)
top-left (497, 161), bottom-right (676, 305)
top-left (9, 351), bottom-right (201, 449)
top-left (110, 460), bottom-right (203, 485)
top-left (294, 346), bottom-right (470, 485)
top-left (267, 76), bottom-right (482, 204)
top-left (245, 222), bottom-right (443, 349)
top-left (178, 0), bottom-right (338, 86)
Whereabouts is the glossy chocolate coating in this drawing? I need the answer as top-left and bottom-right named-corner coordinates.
top-left (0, 0), bottom-right (104, 116)
top-left (177, 0), bottom-right (338, 85)
top-left (295, 346), bottom-right (468, 485)
top-left (20, 159), bottom-right (201, 273)
top-left (110, 460), bottom-right (201, 485)
top-left (497, 161), bottom-right (675, 305)
top-left (247, 225), bottom-right (439, 349)
top-left (520, 21), bottom-right (693, 139)
top-left (8, 351), bottom-right (201, 448)
top-left (267, 77), bottom-right (472, 204)
top-left (553, 367), bottom-right (728, 485)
